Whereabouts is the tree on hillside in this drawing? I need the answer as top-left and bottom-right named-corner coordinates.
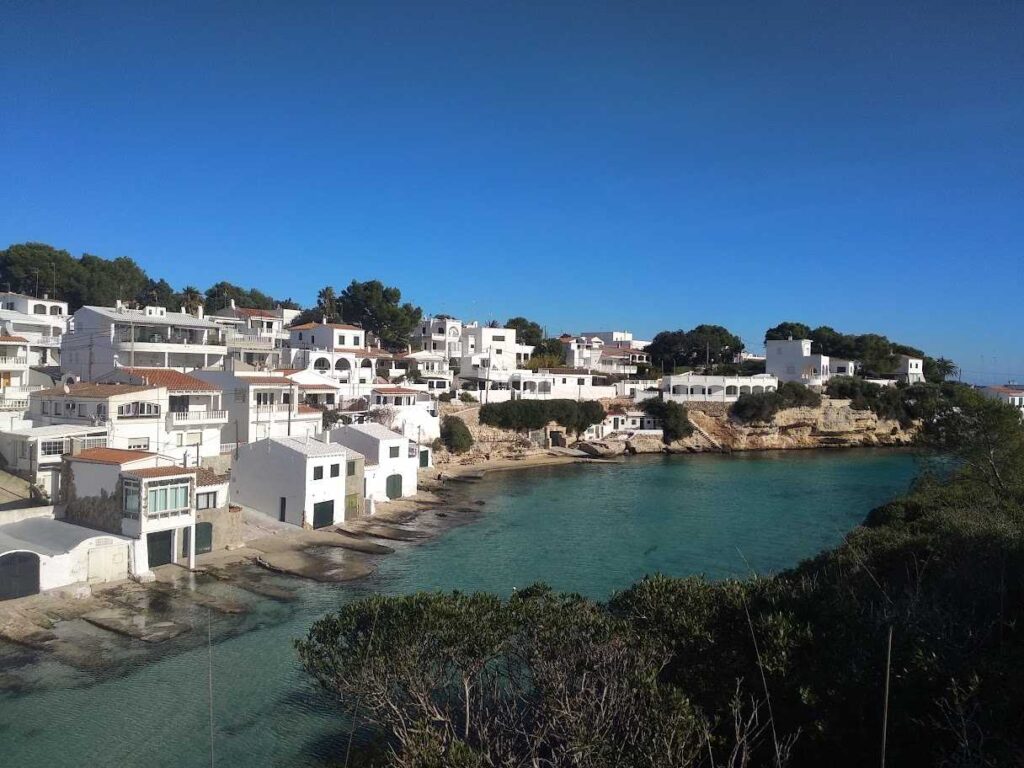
top-left (136, 278), bottom-right (176, 308)
top-left (532, 338), bottom-right (565, 359)
top-left (764, 321), bottom-right (812, 341)
top-left (924, 356), bottom-right (958, 383)
top-left (316, 286), bottom-right (340, 323)
top-left (338, 279), bottom-right (423, 349)
top-left (178, 285), bottom-right (204, 315)
top-left (505, 316), bottom-right (544, 347)
top-left (646, 325), bottom-right (743, 371)
top-left (204, 281), bottom-right (277, 312)
top-left (440, 415), bottom-right (473, 453)
top-left (0, 242), bottom-right (81, 302)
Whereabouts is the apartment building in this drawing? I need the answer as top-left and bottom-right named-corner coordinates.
top-left (209, 300), bottom-right (300, 370)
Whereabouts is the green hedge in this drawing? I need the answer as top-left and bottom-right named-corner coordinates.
top-left (730, 381), bottom-right (821, 423)
top-left (479, 399), bottom-right (606, 436)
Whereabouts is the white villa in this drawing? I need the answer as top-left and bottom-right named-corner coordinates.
top-left (578, 330), bottom-right (652, 351)
top-left (560, 334), bottom-right (650, 376)
top-left (282, 321), bottom-right (393, 399)
top-left (191, 368), bottom-right (321, 445)
top-left (896, 355), bottom-right (925, 384)
top-left (61, 302), bottom-right (228, 380)
top-left (660, 372), bottom-right (779, 403)
top-left (0, 291), bottom-right (69, 369)
top-left (209, 300), bottom-right (300, 370)
top-left (765, 338), bottom-right (855, 388)
top-left (393, 350), bottom-right (454, 394)
top-left (28, 381), bottom-right (224, 465)
top-left (412, 316), bottom-right (467, 359)
top-left (457, 325), bottom-right (534, 392)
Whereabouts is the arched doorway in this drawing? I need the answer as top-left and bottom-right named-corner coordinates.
top-left (0, 551), bottom-right (40, 600)
top-left (313, 357), bottom-right (330, 372)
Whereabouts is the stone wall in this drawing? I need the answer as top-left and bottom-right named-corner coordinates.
top-left (198, 505), bottom-right (245, 550)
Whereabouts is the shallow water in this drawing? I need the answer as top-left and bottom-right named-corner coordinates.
top-left (0, 450), bottom-right (919, 767)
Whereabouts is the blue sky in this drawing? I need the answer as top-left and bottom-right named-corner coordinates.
top-left (2, 1), bottom-right (1021, 382)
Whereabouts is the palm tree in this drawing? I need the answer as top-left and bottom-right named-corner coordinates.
top-left (317, 286), bottom-right (338, 322)
top-left (933, 357), bottom-right (958, 381)
top-left (179, 285), bottom-right (203, 315)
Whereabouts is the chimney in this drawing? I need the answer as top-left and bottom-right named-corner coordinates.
top-left (42, 292), bottom-right (49, 300)
top-left (229, 298), bottom-right (236, 310)
top-left (115, 299), bottom-right (124, 311)
top-left (195, 303), bottom-right (204, 319)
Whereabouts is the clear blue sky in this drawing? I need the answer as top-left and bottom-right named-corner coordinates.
top-left (2, 1), bottom-right (1021, 382)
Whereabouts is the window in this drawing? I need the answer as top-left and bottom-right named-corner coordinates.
top-left (123, 480), bottom-right (140, 519)
top-left (313, 465), bottom-right (324, 480)
top-left (40, 439), bottom-right (65, 456)
top-left (127, 438), bottom-right (150, 450)
top-left (147, 482), bottom-right (189, 513)
top-left (96, 404), bottom-right (107, 418)
top-left (298, 332), bottom-right (303, 340)
top-left (78, 403), bottom-right (86, 416)
top-left (117, 402), bottom-right (160, 417)
top-left (346, 460), bottom-right (355, 477)
top-left (577, 378), bottom-right (585, 385)
top-left (337, 335), bottom-right (345, 346)
top-left (389, 446), bottom-right (400, 459)
top-left (42, 401), bottom-right (50, 414)
top-left (255, 391), bottom-right (275, 406)
top-left (196, 491), bottom-right (218, 510)
top-left (326, 394), bottom-right (335, 405)
top-left (330, 463), bottom-right (340, 477)
top-left (492, 335), bottom-right (505, 342)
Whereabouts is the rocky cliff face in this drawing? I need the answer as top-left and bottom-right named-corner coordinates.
top-left (681, 398), bottom-right (915, 452)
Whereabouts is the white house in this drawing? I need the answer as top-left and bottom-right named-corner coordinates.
top-left (0, 422), bottom-right (108, 500)
top-left (393, 350), bottom-right (454, 394)
top-left (29, 378), bottom-right (224, 465)
top-left (578, 330), bottom-right (652, 351)
top-left (209, 300), bottom-right (300, 370)
top-left (583, 409), bottom-right (662, 441)
top-left (457, 325), bottom-right (534, 391)
top-left (765, 338), bottom-right (855, 388)
top-left (61, 302), bottom-right (228, 380)
top-left (0, 515), bottom-right (131, 601)
top-left (230, 436), bottom-right (365, 528)
top-left (980, 385), bottom-right (1024, 416)
top-left (615, 379), bottom-right (661, 399)
top-left (61, 447), bottom-right (193, 579)
top-left (660, 372), bottom-right (779, 403)
top-left (506, 368), bottom-right (618, 401)
top-left (412, 316), bottom-right (467, 359)
top-left (367, 386), bottom-right (440, 443)
top-left (282, 321), bottom-right (394, 398)
top-left (0, 291), bottom-right (69, 368)
top-left (327, 422), bottom-right (420, 501)
top-left (560, 334), bottom-right (650, 376)
top-left (191, 368), bottom-right (322, 445)
top-left (895, 355), bottom-right (925, 384)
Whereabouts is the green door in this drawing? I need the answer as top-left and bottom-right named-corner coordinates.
top-left (385, 474), bottom-right (403, 499)
top-left (312, 500), bottom-right (335, 529)
top-left (147, 530), bottom-right (173, 568)
top-left (419, 449), bottom-right (429, 468)
top-left (195, 523), bottom-right (214, 555)
top-left (0, 552), bottom-right (40, 601)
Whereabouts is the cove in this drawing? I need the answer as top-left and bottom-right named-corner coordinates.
top-left (0, 449), bottom-right (919, 768)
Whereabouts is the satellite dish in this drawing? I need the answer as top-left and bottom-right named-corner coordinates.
top-left (63, 382), bottom-right (70, 394)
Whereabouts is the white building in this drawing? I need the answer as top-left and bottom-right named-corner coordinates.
top-left (29, 377), bottom-right (225, 464)
top-left (366, 386), bottom-right (440, 443)
top-left (895, 355), bottom-right (925, 384)
top-left (282, 321), bottom-right (393, 397)
top-left (504, 368), bottom-right (618, 401)
top-left (765, 338), bottom-right (855, 388)
top-left (190, 368), bottom-right (321, 445)
top-left (61, 302), bottom-right (228, 380)
top-left (660, 372), bottom-right (779, 403)
top-left (583, 410), bottom-right (662, 441)
top-left (393, 350), bottom-right (454, 394)
top-left (230, 436), bottom-right (365, 528)
top-left (0, 422), bottom-right (108, 500)
top-left (412, 316), bottom-right (467, 359)
top-left (457, 325), bottom-right (534, 391)
top-left (0, 515), bottom-right (131, 600)
top-left (327, 422), bottom-right (420, 501)
top-left (577, 330), bottom-right (652, 351)
top-left (209, 300), bottom-right (300, 370)
top-left (560, 334), bottom-right (650, 376)
top-left (980, 385), bottom-right (1024, 416)
top-left (61, 447), bottom-right (204, 578)
top-left (0, 291), bottom-right (70, 372)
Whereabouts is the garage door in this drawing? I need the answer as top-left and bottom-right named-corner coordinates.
top-left (312, 501), bottom-right (335, 529)
top-left (87, 544), bottom-right (128, 583)
top-left (0, 552), bottom-right (40, 601)
top-left (419, 449), bottom-right (429, 468)
top-left (195, 523), bottom-right (213, 555)
top-left (147, 530), bottom-right (174, 568)
top-left (386, 474), bottom-right (403, 499)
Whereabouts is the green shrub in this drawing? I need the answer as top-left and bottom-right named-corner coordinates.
top-left (440, 415), bottom-right (473, 453)
top-left (641, 399), bottom-right (694, 443)
top-left (459, 391), bottom-right (478, 403)
top-left (731, 381), bottom-right (821, 423)
top-left (479, 399), bottom-right (606, 436)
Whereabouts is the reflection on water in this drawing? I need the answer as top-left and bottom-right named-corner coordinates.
top-left (0, 450), bottom-right (920, 767)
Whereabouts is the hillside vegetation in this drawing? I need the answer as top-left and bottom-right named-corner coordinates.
top-left (298, 386), bottom-right (1024, 767)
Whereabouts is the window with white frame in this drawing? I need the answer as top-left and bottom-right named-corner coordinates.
top-left (123, 479), bottom-right (140, 519)
top-left (127, 438), bottom-right (150, 450)
top-left (255, 391), bottom-right (275, 406)
top-left (196, 491), bottom-right (218, 509)
top-left (147, 481), bottom-right (190, 515)
top-left (40, 439), bottom-right (65, 456)
top-left (41, 401), bottom-right (50, 414)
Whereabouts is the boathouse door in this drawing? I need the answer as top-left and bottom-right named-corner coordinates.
top-left (195, 523), bottom-right (213, 554)
top-left (147, 530), bottom-right (173, 568)
top-left (385, 474), bottom-right (403, 499)
top-left (312, 501), bottom-right (335, 529)
top-left (0, 552), bottom-right (40, 600)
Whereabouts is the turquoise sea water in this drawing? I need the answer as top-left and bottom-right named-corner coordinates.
top-left (0, 450), bottom-right (919, 767)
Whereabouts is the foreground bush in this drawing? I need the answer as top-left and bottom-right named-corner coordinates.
top-left (439, 415), bottom-right (473, 453)
top-left (299, 392), bottom-right (1024, 767)
top-left (731, 381), bottom-right (821, 423)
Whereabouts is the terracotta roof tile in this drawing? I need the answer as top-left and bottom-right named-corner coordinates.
top-left (119, 367), bottom-right (220, 392)
top-left (71, 447), bottom-right (155, 465)
top-left (36, 383), bottom-right (159, 398)
top-left (0, 335), bottom-right (28, 343)
top-left (123, 465), bottom-right (194, 479)
top-left (371, 386), bottom-right (421, 395)
top-left (289, 322), bottom-right (362, 331)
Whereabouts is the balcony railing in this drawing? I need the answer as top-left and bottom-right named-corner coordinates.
top-left (169, 409), bottom-right (228, 424)
top-left (226, 332), bottom-right (277, 349)
top-left (117, 332), bottom-right (224, 347)
top-left (35, 335), bottom-right (62, 347)
top-left (0, 398), bottom-right (29, 411)
top-left (70, 436), bottom-right (108, 453)
top-left (0, 356), bottom-right (28, 367)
